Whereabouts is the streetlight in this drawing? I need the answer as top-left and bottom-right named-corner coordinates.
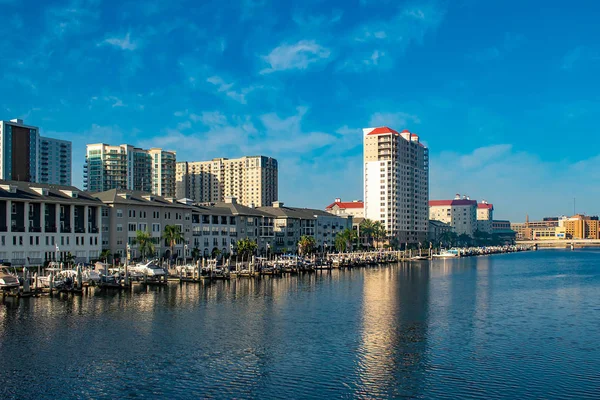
top-left (184, 244), bottom-right (188, 261)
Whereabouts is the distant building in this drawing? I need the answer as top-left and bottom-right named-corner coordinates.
top-left (40, 137), bottom-right (72, 186)
top-left (363, 127), bottom-right (429, 245)
top-left (429, 194), bottom-right (478, 236)
top-left (325, 198), bottom-right (364, 218)
top-left (0, 119), bottom-right (40, 182)
top-left (512, 216), bottom-right (562, 240)
top-left (176, 156), bottom-right (278, 207)
top-left (476, 201), bottom-right (494, 233)
top-left (84, 143), bottom-right (176, 197)
top-left (492, 220), bottom-right (516, 243)
top-left (428, 219), bottom-right (452, 242)
top-left (562, 215), bottom-right (600, 239)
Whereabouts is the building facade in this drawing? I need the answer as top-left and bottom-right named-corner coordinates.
top-left (562, 215), bottom-right (600, 239)
top-left (0, 180), bottom-right (103, 265)
top-left (363, 127), bottom-right (429, 245)
top-left (0, 119), bottom-right (40, 182)
top-left (40, 137), bottom-right (72, 186)
top-left (428, 219), bottom-right (452, 242)
top-left (85, 143), bottom-right (176, 197)
top-left (429, 195), bottom-right (478, 236)
top-left (176, 156), bottom-right (278, 207)
top-left (259, 201), bottom-right (353, 253)
top-left (325, 198), bottom-right (364, 218)
top-left (476, 201), bottom-right (494, 233)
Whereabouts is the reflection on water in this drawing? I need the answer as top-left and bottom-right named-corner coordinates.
top-left (1, 250), bottom-right (599, 399)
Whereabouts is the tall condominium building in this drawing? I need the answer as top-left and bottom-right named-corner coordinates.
top-left (429, 194), bottom-right (478, 236)
top-left (40, 137), bottom-right (72, 186)
top-left (176, 156), bottom-right (278, 207)
top-left (84, 143), bottom-right (176, 197)
top-left (363, 127), bottom-right (429, 245)
top-left (0, 119), bottom-right (40, 182)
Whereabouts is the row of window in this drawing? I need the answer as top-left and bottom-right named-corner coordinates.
top-left (0, 235), bottom-right (98, 247)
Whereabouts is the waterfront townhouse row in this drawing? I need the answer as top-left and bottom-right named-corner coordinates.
top-left (0, 180), bottom-right (103, 265)
top-left (0, 180), bottom-right (353, 265)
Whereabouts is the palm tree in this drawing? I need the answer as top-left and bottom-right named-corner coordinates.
top-left (135, 230), bottom-right (155, 260)
top-left (439, 231), bottom-right (457, 247)
top-left (236, 238), bottom-right (258, 259)
top-left (64, 252), bottom-right (76, 267)
top-left (359, 219), bottom-right (376, 248)
top-left (335, 228), bottom-right (357, 253)
top-left (211, 247), bottom-right (221, 259)
top-left (100, 249), bottom-right (112, 263)
top-left (373, 221), bottom-right (387, 249)
top-left (191, 247), bottom-right (201, 261)
top-left (298, 235), bottom-right (316, 256)
top-left (162, 225), bottom-right (184, 262)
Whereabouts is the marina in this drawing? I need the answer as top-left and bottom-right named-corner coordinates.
top-left (0, 249), bottom-right (597, 399)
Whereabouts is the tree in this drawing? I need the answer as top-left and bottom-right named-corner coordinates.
top-left (335, 228), bottom-right (357, 253)
top-left (162, 225), bottom-right (184, 261)
top-left (359, 219), bottom-right (376, 248)
top-left (373, 221), bottom-right (387, 249)
top-left (298, 235), bottom-right (316, 256)
top-left (135, 230), bottom-right (155, 260)
top-left (236, 238), bottom-right (258, 259)
top-left (100, 249), bottom-right (112, 263)
top-left (473, 229), bottom-right (491, 246)
top-left (211, 247), bottom-right (222, 259)
top-left (458, 233), bottom-right (473, 246)
top-left (439, 231), bottom-right (458, 247)
top-left (191, 247), bottom-right (201, 260)
top-left (64, 252), bottom-right (76, 267)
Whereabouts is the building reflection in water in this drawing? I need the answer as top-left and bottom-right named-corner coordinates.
top-left (354, 263), bottom-right (431, 398)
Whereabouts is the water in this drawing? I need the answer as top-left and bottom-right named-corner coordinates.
top-left (1, 250), bottom-right (599, 399)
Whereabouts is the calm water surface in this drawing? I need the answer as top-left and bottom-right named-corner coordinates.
top-left (1, 250), bottom-right (599, 399)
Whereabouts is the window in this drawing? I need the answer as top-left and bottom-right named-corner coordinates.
top-left (117, 224), bottom-right (123, 232)
top-left (117, 209), bottom-right (123, 218)
top-left (102, 208), bottom-right (109, 217)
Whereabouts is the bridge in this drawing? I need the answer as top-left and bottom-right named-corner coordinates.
top-left (517, 239), bottom-right (600, 248)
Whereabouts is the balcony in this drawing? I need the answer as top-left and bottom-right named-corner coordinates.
top-left (0, 226), bottom-right (6, 232)
top-left (45, 225), bottom-right (57, 233)
top-left (229, 232), bottom-right (238, 237)
top-left (74, 227), bottom-right (85, 234)
top-left (29, 226), bottom-right (42, 233)
top-left (89, 227), bottom-right (99, 234)
top-left (60, 226), bottom-right (72, 233)
top-left (11, 226), bottom-right (25, 232)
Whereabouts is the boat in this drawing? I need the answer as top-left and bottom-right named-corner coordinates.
top-left (410, 256), bottom-right (429, 261)
top-left (432, 249), bottom-right (460, 258)
top-left (37, 267), bottom-right (65, 289)
top-left (130, 260), bottom-right (166, 277)
top-left (0, 267), bottom-right (20, 290)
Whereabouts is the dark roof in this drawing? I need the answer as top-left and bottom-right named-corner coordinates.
top-left (258, 205), bottom-right (347, 220)
top-left (93, 189), bottom-right (192, 209)
top-left (0, 180), bottom-right (103, 205)
top-left (211, 202), bottom-right (272, 217)
top-left (429, 219), bottom-right (451, 227)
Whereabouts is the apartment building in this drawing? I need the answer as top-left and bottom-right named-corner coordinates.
top-left (363, 127), bottom-right (429, 245)
top-left (259, 201), bottom-right (353, 253)
top-left (0, 118), bottom-right (40, 182)
top-left (95, 190), bottom-right (276, 260)
top-left (325, 198), bottom-right (364, 218)
top-left (428, 220), bottom-right (452, 242)
top-left (429, 195), bottom-right (478, 236)
top-left (476, 201), bottom-right (494, 233)
top-left (0, 180), bottom-right (103, 265)
top-left (562, 215), bottom-right (600, 239)
top-left (40, 137), bottom-right (72, 186)
top-left (176, 156), bottom-right (278, 207)
top-left (85, 143), bottom-right (176, 197)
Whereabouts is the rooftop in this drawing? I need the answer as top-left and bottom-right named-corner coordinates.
top-left (429, 199), bottom-right (478, 207)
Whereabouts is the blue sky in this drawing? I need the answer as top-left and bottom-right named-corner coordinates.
top-left (2, 0), bottom-right (599, 221)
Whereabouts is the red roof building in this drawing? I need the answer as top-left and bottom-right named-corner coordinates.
top-left (325, 198), bottom-right (364, 218)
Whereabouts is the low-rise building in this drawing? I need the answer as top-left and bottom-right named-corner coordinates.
top-left (0, 180), bottom-right (103, 265)
top-left (259, 201), bottom-right (353, 253)
top-left (428, 219), bottom-right (452, 243)
top-left (492, 220), bottom-right (516, 243)
top-left (561, 215), bottom-right (600, 239)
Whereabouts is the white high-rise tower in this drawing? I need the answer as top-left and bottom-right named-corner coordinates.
top-left (363, 127), bottom-right (429, 246)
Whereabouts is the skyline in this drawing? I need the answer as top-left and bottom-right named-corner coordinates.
top-left (2, 0), bottom-right (599, 221)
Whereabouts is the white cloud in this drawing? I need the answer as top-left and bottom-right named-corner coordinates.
top-left (369, 112), bottom-right (421, 128)
top-left (335, 125), bottom-right (359, 135)
top-left (101, 32), bottom-right (139, 50)
top-left (206, 75), bottom-right (260, 104)
top-left (260, 40), bottom-right (331, 74)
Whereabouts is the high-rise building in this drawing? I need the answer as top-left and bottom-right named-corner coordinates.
top-left (149, 148), bottom-right (176, 198)
top-left (176, 156), bottom-right (278, 207)
top-left (363, 127), bottom-right (429, 245)
top-left (40, 137), bottom-right (72, 186)
top-left (0, 119), bottom-right (40, 182)
top-left (476, 200), bottom-right (494, 233)
top-left (85, 143), bottom-right (176, 196)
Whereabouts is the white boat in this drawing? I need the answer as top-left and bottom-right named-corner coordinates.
top-left (131, 260), bottom-right (166, 277)
top-left (38, 267), bottom-right (65, 288)
top-left (432, 249), bottom-right (460, 258)
top-left (0, 267), bottom-right (20, 290)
